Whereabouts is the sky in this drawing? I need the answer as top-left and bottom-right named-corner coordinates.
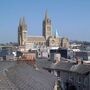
top-left (0, 0), bottom-right (90, 43)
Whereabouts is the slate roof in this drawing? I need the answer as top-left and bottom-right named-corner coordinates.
top-left (0, 61), bottom-right (16, 71)
top-left (36, 58), bottom-right (90, 75)
top-left (70, 64), bottom-right (90, 74)
top-left (0, 72), bottom-right (18, 90)
top-left (36, 58), bottom-right (52, 69)
top-left (51, 61), bottom-right (90, 74)
top-left (50, 62), bottom-right (75, 71)
top-left (0, 61), bottom-right (57, 90)
top-left (36, 58), bottom-right (74, 71)
top-left (0, 61), bottom-right (18, 89)
top-left (6, 62), bottom-right (56, 90)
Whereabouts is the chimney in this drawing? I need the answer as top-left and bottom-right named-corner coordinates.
top-left (54, 81), bottom-right (58, 90)
top-left (81, 60), bottom-right (83, 64)
top-left (76, 58), bottom-right (83, 64)
top-left (54, 53), bottom-right (61, 64)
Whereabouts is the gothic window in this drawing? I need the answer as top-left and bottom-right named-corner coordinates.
top-left (47, 27), bottom-right (51, 31)
top-left (47, 19), bottom-right (51, 24)
top-left (51, 40), bottom-right (55, 44)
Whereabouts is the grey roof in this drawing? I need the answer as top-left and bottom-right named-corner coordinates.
top-left (0, 61), bottom-right (16, 71)
top-left (0, 72), bottom-right (18, 90)
top-left (27, 36), bottom-right (45, 42)
top-left (51, 61), bottom-right (90, 74)
top-left (0, 61), bottom-right (57, 90)
top-left (6, 62), bottom-right (56, 90)
top-left (51, 62), bottom-right (75, 71)
top-left (36, 58), bottom-right (90, 75)
top-left (0, 61), bottom-right (18, 89)
top-left (36, 59), bottom-right (74, 71)
top-left (70, 64), bottom-right (90, 74)
top-left (36, 58), bottom-right (52, 69)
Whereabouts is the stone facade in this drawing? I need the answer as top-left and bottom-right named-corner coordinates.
top-left (18, 11), bottom-right (69, 51)
top-left (45, 62), bottom-right (90, 90)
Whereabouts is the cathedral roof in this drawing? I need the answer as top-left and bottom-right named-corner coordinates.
top-left (27, 36), bottom-right (46, 42)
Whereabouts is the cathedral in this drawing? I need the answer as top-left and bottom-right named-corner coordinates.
top-left (18, 11), bottom-right (69, 51)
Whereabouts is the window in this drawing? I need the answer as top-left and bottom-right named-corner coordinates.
top-left (48, 70), bottom-right (51, 73)
top-left (78, 77), bottom-right (82, 83)
top-left (57, 71), bottom-right (60, 77)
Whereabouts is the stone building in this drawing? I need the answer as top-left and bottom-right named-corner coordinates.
top-left (18, 11), bottom-right (69, 51)
top-left (37, 58), bottom-right (90, 90)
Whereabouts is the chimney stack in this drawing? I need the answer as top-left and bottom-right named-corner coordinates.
top-left (54, 53), bottom-right (61, 64)
top-left (76, 58), bottom-right (83, 64)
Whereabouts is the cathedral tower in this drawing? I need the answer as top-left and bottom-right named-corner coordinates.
top-left (18, 17), bottom-right (27, 46)
top-left (42, 10), bottom-right (52, 40)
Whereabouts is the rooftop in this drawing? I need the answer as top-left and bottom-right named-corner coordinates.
top-left (37, 58), bottom-right (90, 75)
top-left (0, 61), bottom-right (57, 90)
top-left (27, 36), bottom-right (45, 42)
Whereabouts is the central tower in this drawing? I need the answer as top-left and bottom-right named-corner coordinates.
top-left (42, 11), bottom-right (52, 41)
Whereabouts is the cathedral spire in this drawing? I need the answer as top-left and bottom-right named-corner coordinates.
top-left (19, 17), bottom-right (26, 26)
top-left (22, 16), bottom-right (26, 26)
top-left (45, 10), bottom-right (48, 20)
top-left (19, 17), bottom-right (22, 26)
top-left (18, 17), bottom-right (27, 46)
top-left (55, 29), bottom-right (59, 37)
